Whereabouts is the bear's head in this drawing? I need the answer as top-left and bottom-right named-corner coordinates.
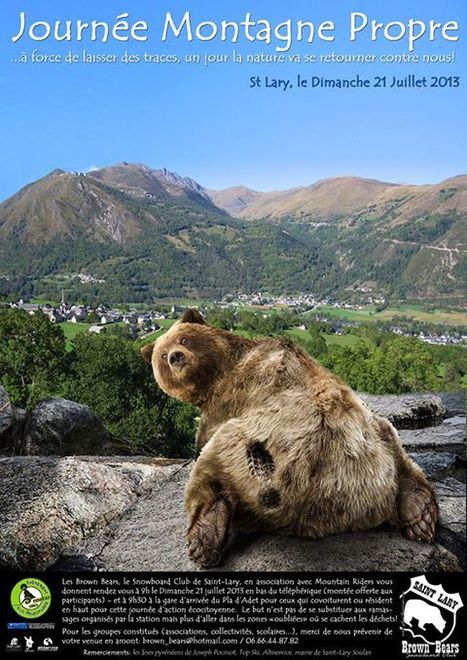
top-left (141, 309), bottom-right (231, 405)
top-left (433, 609), bottom-right (446, 633)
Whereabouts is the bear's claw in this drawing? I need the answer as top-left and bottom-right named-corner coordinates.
top-left (186, 497), bottom-right (231, 568)
top-left (399, 480), bottom-right (438, 543)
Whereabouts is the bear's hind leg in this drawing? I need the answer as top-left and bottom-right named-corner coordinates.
top-left (185, 438), bottom-right (239, 568)
top-left (398, 473), bottom-right (438, 543)
top-left (186, 495), bottom-right (232, 568)
top-left (377, 417), bottom-right (438, 543)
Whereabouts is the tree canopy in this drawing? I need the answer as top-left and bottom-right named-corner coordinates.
top-left (0, 308), bottom-right (462, 458)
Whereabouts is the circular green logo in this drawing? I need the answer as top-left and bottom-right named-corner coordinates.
top-left (10, 578), bottom-right (51, 619)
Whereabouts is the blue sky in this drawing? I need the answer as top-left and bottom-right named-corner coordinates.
top-left (0, 0), bottom-right (465, 200)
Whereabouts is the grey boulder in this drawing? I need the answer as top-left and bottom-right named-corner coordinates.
top-left (23, 398), bottom-right (114, 455)
top-left (399, 420), bottom-right (465, 451)
top-left (438, 391), bottom-right (465, 417)
top-left (0, 457), bottom-right (463, 573)
top-left (360, 392), bottom-right (445, 428)
top-left (0, 456), bottom-right (188, 570)
top-left (409, 451), bottom-right (459, 480)
top-left (86, 463), bottom-right (461, 573)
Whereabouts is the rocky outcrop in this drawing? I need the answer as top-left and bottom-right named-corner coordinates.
top-left (400, 416), bottom-right (465, 450)
top-left (0, 456), bottom-right (188, 570)
top-left (360, 392), bottom-right (445, 428)
top-left (0, 390), bottom-right (464, 572)
top-left (438, 390), bottom-right (465, 417)
top-left (22, 398), bottom-right (114, 456)
top-left (81, 463), bottom-right (461, 573)
top-left (436, 494), bottom-right (466, 567)
top-left (0, 385), bottom-right (118, 456)
top-left (1, 388), bottom-right (453, 457)
top-left (397, 398), bottom-right (465, 570)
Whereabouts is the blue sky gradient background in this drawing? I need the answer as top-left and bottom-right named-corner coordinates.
top-left (0, 0), bottom-right (465, 199)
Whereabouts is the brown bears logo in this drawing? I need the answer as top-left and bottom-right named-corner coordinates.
top-left (401, 575), bottom-right (463, 647)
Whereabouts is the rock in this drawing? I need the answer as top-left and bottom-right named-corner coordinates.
top-left (85, 464), bottom-right (461, 573)
top-left (9, 408), bottom-right (28, 453)
top-left (409, 451), bottom-right (458, 479)
top-left (48, 555), bottom-right (99, 572)
top-left (0, 385), bottom-right (16, 454)
top-left (445, 415), bottom-right (467, 425)
top-left (436, 496), bottom-right (466, 569)
top-left (0, 456), bottom-right (188, 570)
top-left (400, 419), bottom-right (465, 451)
top-left (23, 398), bottom-right (115, 455)
top-left (85, 462), bottom-right (193, 571)
top-left (0, 457), bottom-right (462, 573)
top-left (438, 391), bottom-right (465, 417)
top-left (220, 532), bottom-right (460, 573)
top-left (439, 496), bottom-right (466, 534)
top-left (1, 388), bottom-right (464, 573)
top-left (360, 393), bottom-right (445, 429)
top-left (434, 477), bottom-right (466, 498)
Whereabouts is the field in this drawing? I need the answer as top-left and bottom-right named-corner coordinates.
top-left (137, 318), bottom-right (177, 345)
top-left (61, 321), bottom-right (92, 350)
top-left (285, 328), bottom-right (363, 348)
top-left (322, 333), bottom-right (364, 347)
top-left (57, 315), bottom-right (466, 388)
top-left (153, 298), bottom-right (206, 307)
top-left (309, 304), bottom-right (467, 326)
top-left (61, 318), bottom-right (178, 351)
top-left (61, 321), bottom-right (126, 349)
top-left (59, 302), bottom-right (467, 356)
top-left (138, 323), bottom-right (363, 349)
top-left (161, 300), bottom-right (466, 328)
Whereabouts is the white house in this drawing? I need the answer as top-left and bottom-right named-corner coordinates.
top-left (89, 325), bottom-right (105, 334)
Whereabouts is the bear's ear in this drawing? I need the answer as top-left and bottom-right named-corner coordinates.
top-left (140, 342), bottom-right (155, 364)
top-left (180, 308), bottom-right (206, 325)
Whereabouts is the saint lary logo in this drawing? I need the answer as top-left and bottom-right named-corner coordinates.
top-left (401, 575), bottom-right (463, 657)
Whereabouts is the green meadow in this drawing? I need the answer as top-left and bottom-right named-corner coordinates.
top-left (61, 321), bottom-right (126, 350)
top-left (138, 323), bottom-right (364, 350)
top-left (61, 321), bottom-right (93, 350)
top-left (310, 304), bottom-right (467, 326)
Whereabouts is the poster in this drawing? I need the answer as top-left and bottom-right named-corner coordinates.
top-left (0, 0), bottom-right (465, 658)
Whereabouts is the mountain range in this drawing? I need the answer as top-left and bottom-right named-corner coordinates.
top-left (209, 175), bottom-right (467, 225)
top-left (0, 163), bottom-right (465, 304)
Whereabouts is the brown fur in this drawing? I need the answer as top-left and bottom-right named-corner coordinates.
top-left (142, 309), bottom-right (438, 567)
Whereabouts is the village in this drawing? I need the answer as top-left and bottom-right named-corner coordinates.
top-left (220, 293), bottom-right (466, 346)
top-left (3, 289), bottom-right (465, 348)
top-left (8, 292), bottom-right (163, 339)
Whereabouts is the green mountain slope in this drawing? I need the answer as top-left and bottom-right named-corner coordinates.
top-left (209, 175), bottom-right (467, 303)
top-left (0, 165), bottom-right (465, 304)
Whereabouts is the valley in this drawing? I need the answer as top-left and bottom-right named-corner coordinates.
top-left (0, 163), bottom-right (465, 307)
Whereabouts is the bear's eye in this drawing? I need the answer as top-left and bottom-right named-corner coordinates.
top-left (180, 338), bottom-right (188, 345)
top-left (162, 353), bottom-right (168, 361)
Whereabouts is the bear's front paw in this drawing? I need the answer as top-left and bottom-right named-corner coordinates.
top-left (186, 497), bottom-right (231, 568)
top-left (399, 482), bottom-right (438, 543)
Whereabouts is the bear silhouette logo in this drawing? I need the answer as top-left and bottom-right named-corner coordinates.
top-left (401, 575), bottom-right (463, 646)
top-left (403, 599), bottom-right (446, 633)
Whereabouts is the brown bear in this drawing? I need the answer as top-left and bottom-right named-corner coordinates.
top-left (141, 309), bottom-right (438, 568)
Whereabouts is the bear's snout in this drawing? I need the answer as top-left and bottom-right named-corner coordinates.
top-left (169, 350), bottom-right (186, 368)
